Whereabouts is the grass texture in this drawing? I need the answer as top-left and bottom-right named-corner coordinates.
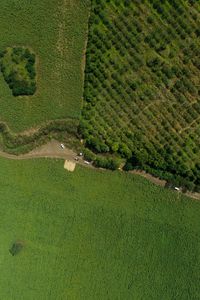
top-left (0, 158), bottom-right (199, 299)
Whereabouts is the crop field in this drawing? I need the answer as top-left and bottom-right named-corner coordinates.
top-left (0, 157), bottom-right (200, 299)
top-left (81, 0), bottom-right (200, 190)
top-left (0, 0), bottom-right (89, 132)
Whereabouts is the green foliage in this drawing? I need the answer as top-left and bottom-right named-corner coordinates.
top-left (0, 47), bottom-right (36, 96)
top-left (93, 155), bottom-right (120, 170)
top-left (0, 159), bottom-right (200, 298)
top-left (81, 0), bottom-right (200, 190)
top-left (0, 118), bottom-right (79, 155)
top-left (9, 241), bottom-right (24, 256)
top-left (82, 148), bottom-right (96, 161)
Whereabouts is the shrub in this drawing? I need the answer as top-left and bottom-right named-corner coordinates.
top-left (0, 47), bottom-right (37, 96)
top-left (93, 155), bottom-right (120, 170)
top-left (9, 241), bottom-right (24, 256)
top-left (83, 148), bottom-right (96, 161)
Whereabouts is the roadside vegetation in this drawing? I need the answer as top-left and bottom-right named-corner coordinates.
top-left (0, 118), bottom-right (79, 155)
top-left (81, 0), bottom-right (200, 191)
top-left (0, 158), bottom-right (200, 299)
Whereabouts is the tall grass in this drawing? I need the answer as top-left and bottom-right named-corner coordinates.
top-left (0, 159), bottom-right (199, 299)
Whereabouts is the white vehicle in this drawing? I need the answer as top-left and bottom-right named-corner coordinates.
top-left (79, 152), bottom-right (83, 156)
top-left (174, 187), bottom-right (180, 191)
top-left (84, 160), bottom-right (90, 165)
top-left (60, 143), bottom-right (65, 149)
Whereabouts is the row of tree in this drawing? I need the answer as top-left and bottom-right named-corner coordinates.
top-left (81, 0), bottom-right (200, 191)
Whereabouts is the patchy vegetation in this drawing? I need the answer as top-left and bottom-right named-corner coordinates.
top-left (0, 47), bottom-right (36, 96)
top-left (0, 118), bottom-right (79, 155)
top-left (0, 0), bottom-right (89, 131)
top-left (81, 0), bottom-right (200, 191)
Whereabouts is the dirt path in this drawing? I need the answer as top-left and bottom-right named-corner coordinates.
top-left (131, 170), bottom-right (200, 201)
top-left (131, 170), bottom-right (166, 187)
top-left (0, 140), bottom-right (80, 161)
top-left (0, 140), bottom-right (95, 170)
top-left (179, 115), bottom-right (200, 134)
top-left (0, 140), bottom-right (200, 200)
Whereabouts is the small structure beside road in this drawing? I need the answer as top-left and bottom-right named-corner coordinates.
top-left (64, 160), bottom-right (76, 172)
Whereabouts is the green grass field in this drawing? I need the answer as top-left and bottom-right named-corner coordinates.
top-left (0, 157), bottom-right (200, 299)
top-left (0, 0), bottom-right (89, 132)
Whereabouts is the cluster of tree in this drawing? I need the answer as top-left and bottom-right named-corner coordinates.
top-left (123, 145), bottom-right (200, 192)
top-left (0, 47), bottom-right (36, 96)
top-left (80, 0), bottom-right (200, 191)
top-left (83, 148), bottom-right (121, 170)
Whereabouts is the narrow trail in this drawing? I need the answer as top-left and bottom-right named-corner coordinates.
top-left (0, 140), bottom-right (94, 170)
top-left (179, 115), bottom-right (200, 134)
top-left (0, 140), bottom-right (80, 161)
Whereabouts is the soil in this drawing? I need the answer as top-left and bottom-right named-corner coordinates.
top-left (0, 140), bottom-right (77, 160)
top-left (0, 140), bottom-right (91, 168)
top-left (64, 160), bottom-right (76, 172)
top-left (131, 170), bottom-right (166, 187)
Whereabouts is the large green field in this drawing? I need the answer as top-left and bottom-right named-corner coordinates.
top-left (81, 0), bottom-right (200, 190)
top-left (0, 157), bottom-right (200, 299)
top-left (0, 0), bottom-right (89, 132)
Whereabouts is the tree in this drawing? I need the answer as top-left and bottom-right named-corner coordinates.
top-left (9, 241), bottom-right (24, 256)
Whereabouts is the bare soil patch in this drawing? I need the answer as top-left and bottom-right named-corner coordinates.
top-left (64, 160), bottom-right (76, 172)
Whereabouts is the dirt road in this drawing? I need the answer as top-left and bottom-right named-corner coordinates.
top-left (0, 140), bottom-right (79, 161)
top-left (0, 140), bottom-right (199, 200)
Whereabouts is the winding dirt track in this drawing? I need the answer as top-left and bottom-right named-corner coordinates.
top-left (0, 139), bottom-right (93, 170)
top-left (0, 140), bottom-right (79, 161)
top-left (0, 139), bottom-right (199, 200)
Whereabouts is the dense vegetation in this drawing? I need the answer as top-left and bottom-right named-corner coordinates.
top-left (81, 0), bottom-right (200, 191)
top-left (0, 118), bottom-right (78, 155)
top-left (0, 0), bottom-right (89, 131)
top-left (0, 158), bottom-right (200, 299)
top-left (0, 47), bottom-right (36, 96)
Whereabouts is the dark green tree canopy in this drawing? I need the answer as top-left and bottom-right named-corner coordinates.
top-left (0, 47), bottom-right (36, 96)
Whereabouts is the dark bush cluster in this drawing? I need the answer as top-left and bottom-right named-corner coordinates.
top-left (0, 47), bottom-right (36, 96)
top-left (9, 241), bottom-right (24, 256)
